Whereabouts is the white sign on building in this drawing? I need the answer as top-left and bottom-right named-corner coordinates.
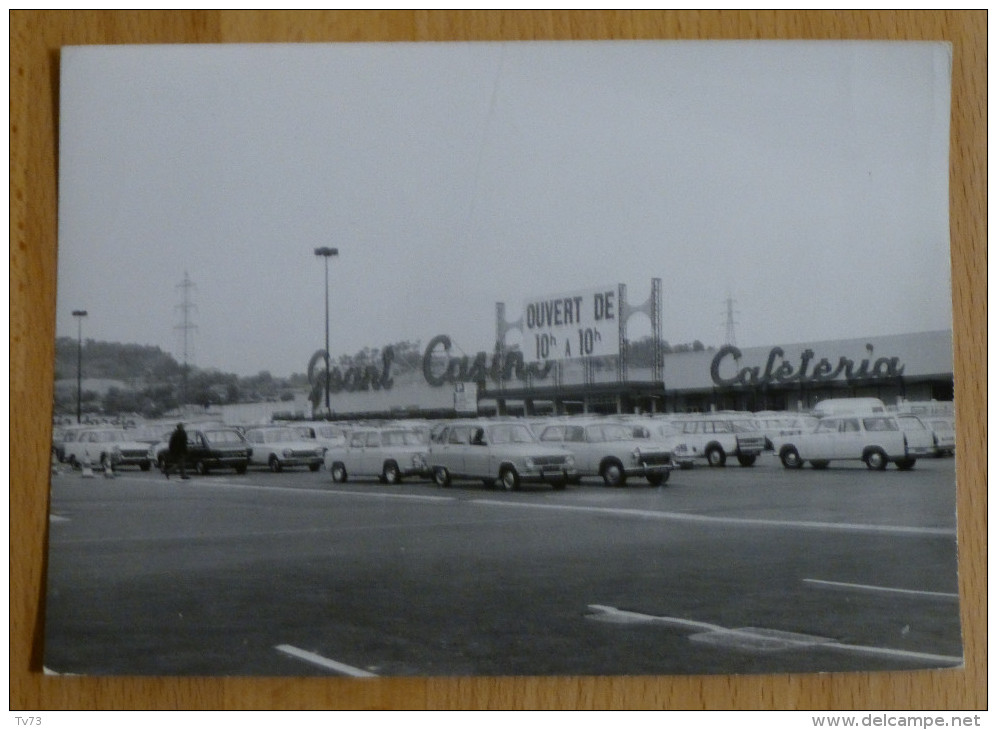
top-left (520, 286), bottom-right (621, 363)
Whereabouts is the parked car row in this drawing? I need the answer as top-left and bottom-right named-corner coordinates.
top-left (52, 398), bottom-right (954, 480)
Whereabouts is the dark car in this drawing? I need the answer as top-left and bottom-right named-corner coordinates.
top-left (150, 426), bottom-right (251, 475)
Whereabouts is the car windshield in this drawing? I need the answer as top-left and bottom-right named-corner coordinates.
top-left (263, 428), bottom-right (299, 443)
top-left (204, 430), bottom-right (243, 444)
top-left (93, 430), bottom-right (128, 442)
top-left (487, 424), bottom-right (537, 444)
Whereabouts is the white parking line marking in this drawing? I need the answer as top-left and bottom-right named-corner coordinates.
top-left (473, 499), bottom-right (955, 537)
top-left (803, 578), bottom-right (959, 600)
top-left (72, 475), bottom-right (954, 537)
top-left (275, 644), bottom-right (377, 677)
top-left (586, 605), bottom-right (962, 665)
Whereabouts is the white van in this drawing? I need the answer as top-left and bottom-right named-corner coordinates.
top-left (811, 397), bottom-right (887, 417)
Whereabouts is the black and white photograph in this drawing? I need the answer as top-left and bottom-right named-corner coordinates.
top-left (45, 40), bottom-right (961, 678)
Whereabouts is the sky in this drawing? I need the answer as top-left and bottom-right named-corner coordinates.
top-left (55, 41), bottom-right (954, 378)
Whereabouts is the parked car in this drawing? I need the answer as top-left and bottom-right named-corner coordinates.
top-left (750, 412), bottom-right (820, 451)
top-left (922, 415), bottom-right (956, 457)
top-left (63, 427), bottom-right (153, 471)
top-left (149, 426), bottom-right (252, 475)
top-left (774, 414), bottom-right (919, 470)
top-left (324, 427), bottom-right (429, 484)
top-left (811, 397), bottom-right (888, 417)
top-left (243, 426), bottom-right (324, 472)
top-left (894, 414), bottom-right (940, 461)
top-left (428, 420), bottom-right (577, 491)
top-left (664, 415), bottom-right (767, 467)
top-left (537, 419), bottom-right (675, 486)
top-left (289, 421), bottom-right (350, 454)
top-left (623, 418), bottom-right (695, 469)
top-left (51, 424), bottom-right (89, 462)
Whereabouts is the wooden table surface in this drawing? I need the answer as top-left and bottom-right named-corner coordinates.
top-left (10, 10), bottom-right (986, 710)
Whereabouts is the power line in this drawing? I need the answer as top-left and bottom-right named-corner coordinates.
top-left (723, 295), bottom-right (738, 348)
top-left (175, 271), bottom-right (198, 406)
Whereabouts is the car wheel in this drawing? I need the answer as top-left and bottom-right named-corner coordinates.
top-left (68, 455), bottom-right (79, 469)
top-left (382, 461), bottom-right (401, 484)
top-left (736, 454), bottom-right (757, 467)
top-left (309, 463), bottom-right (321, 472)
top-left (865, 450), bottom-right (888, 471)
top-left (780, 446), bottom-right (803, 469)
top-left (100, 454), bottom-right (112, 472)
top-left (706, 446), bottom-right (726, 467)
top-left (600, 460), bottom-right (626, 487)
top-left (550, 478), bottom-right (567, 490)
top-left (331, 463), bottom-right (347, 483)
top-left (235, 463), bottom-right (247, 475)
top-left (499, 466), bottom-right (520, 491)
top-left (646, 471), bottom-right (669, 486)
top-left (268, 455), bottom-right (282, 473)
top-left (139, 461), bottom-right (151, 472)
top-left (810, 460), bottom-right (830, 470)
top-left (895, 458), bottom-right (917, 471)
top-left (196, 460), bottom-right (210, 476)
top-left (433, 467), bottom-right (450, 488)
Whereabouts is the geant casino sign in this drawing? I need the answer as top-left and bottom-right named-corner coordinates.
top-left (306, 336), bottom-right (555, 407)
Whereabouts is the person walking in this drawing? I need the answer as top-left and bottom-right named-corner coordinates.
top-left (164, 422), bottom-right (190, 480)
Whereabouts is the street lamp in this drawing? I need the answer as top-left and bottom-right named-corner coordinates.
top-left (72, 309), bottom-right (88, 423)
top-left (313, 247), bottom-right (339, 415)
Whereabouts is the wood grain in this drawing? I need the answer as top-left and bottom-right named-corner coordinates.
top-left (10, 10), bottom-right (986, 710)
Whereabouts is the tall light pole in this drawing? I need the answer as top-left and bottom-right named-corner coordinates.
top-left (313, 247), bottom-right (339, 416)
top-left (72, 309), bottom-right (88, 423)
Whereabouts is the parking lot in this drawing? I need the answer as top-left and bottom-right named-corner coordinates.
top-left (43, 454), bottom-right (962, 677)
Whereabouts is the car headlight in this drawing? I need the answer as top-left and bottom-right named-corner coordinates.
top-left (523, 457), bottom-right (536, 470)
top-left (564, 455), bottom-right (575, 468)
top-left (282, 448), bottom-right (293, 458)
top-left (631, 447), bottom-right (642, 465)
top-left (673, 443), bottom-right (690, 455)
top-left (412, 454), bottom-right (426, 469)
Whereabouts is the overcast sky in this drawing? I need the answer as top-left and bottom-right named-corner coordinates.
top-left (56, 41), bottom-right (953, 378)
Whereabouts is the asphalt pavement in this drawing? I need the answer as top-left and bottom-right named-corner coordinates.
top-left (43, 455), bottom-right (962, 677)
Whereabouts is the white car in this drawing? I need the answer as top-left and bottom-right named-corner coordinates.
top-left (665, 415), bottom-right (767, 467)
top-left (324, 427), bottom-right (429, 484)
top-left (922, 416), bottom-right (956, 456)
top-left (894, 414), bottom-right (939, 461)
top-left (289, 422), bottom-right (350, 455)
top-left (243, 426), bottom-right (324, 472)
top-left (774, 414), bottom-right (918, 470)
top-left (624, 418), bottom-right (695, 469)
top-left (428, 420), bottom-right (577, 491)
top-left (537, 419), bottom-right (674, 486)
top-left (751, 413), bottom-right (819, 451)
top-left (63, 427), bottom-right (153, 471)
